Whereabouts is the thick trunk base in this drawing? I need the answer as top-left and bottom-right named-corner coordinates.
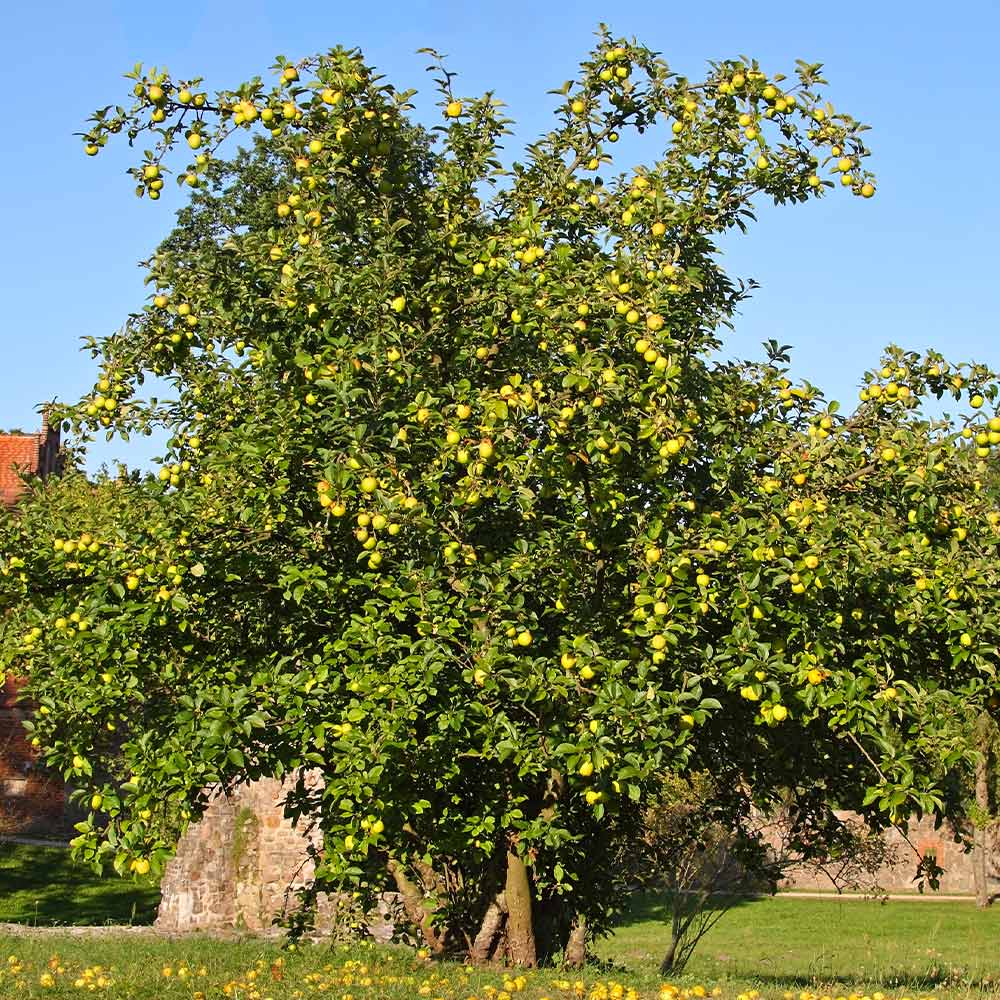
top-left (388, 860), bottom-right (446, 953)
top-left (503, 850), bottom-right (537, 967)
top-left (974, 722), bottom-right (993, 909)
top-left (564, 915), bottom-right (587, 967)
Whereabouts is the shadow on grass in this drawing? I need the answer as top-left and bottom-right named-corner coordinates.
top-left (716, 970), bottom-right (997, 992)
top-left (612, 889), bottom-right (761, 927)
top-left (0, 842), bottom-right (160, 925)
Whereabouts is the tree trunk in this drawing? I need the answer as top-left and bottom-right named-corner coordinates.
top-left (503, 849), bottom-right (537, 967)
top-left (470, 892), bottom-right (507, 964)
top-left (564, 914), bottom-right (587, 967)
top-left (660, 936), bottom-right (679, 976)
top-left (974, 727), bottom-right (992, 908)
top-left (388, 859), bottom-right (446, 953)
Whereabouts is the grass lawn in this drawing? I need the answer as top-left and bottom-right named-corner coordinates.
top-left (2, 876), bottom-right (1000, 998)
top-left (0, 841), bottom-right (160, 926)
top-left (597, 891), bottom-right (1000, 989)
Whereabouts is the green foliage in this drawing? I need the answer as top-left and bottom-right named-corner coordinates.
top-left (2, 28), bottom-right (999, 964)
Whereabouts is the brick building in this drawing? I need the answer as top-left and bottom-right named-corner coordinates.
top-left (0, 416), bottom-right (62, 506)
top-left (1, 414), bottom-right (67, 835)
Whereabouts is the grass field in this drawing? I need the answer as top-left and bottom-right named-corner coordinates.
top-left (598, 891), bottom-right (1000, 988)
top-left (0, 841), bottom-right (159, 926)
top-left (2, 856), bottom-right (1000, 999)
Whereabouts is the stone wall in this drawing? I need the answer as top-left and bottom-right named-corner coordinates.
top-left (156, 776), bottom-right (323, 934)
top-left (777, 810), bottom-right (1000, 895)
top-left (157, 781), bottom-right (1000, 936)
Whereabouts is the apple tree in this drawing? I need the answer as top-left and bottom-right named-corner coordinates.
top-left (2, 29), bottom-right (1000, 964)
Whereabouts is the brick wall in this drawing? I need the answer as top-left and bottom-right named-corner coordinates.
top-left (0, 675), bottom-right (67, 835)
top-left (1, 414), bottom-right (67, 836)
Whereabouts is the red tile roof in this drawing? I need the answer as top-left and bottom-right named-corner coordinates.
top-left (0, 417), bottom-right (61, 506)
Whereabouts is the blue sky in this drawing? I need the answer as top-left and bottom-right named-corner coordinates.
top-left (2, 1), bottom-right (997, 472)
